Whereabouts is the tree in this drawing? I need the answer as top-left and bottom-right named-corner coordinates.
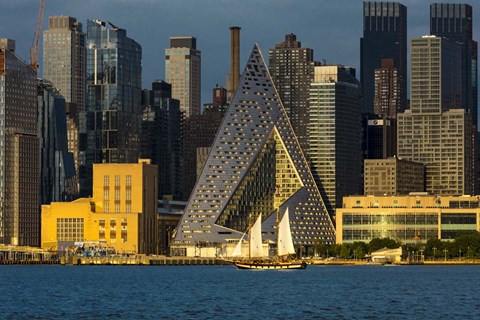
top-left (368, 238), bottom-right (400, 253)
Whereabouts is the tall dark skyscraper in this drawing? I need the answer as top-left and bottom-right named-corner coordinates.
top-left (269, 34), bottom-right (316, 157)
top-left (361, 1), bottom-right (407, 113)
top-left (430, 3), bottom-right (478, 127)
top-left (37, 79), bottom-right (77, 204)
top-left (80, 20), bottom-right (142, 196)
top-left (141, 80), bottom-right (183, 200)
top-left (0, 39), bottom-right (40, 246)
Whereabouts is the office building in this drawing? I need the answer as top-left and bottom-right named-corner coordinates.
top-left (269, 33), bottom-right (315, 156)
top-left (0, 39), bottom-right (40, 246)
top-left (364, 157), bottom-right (424, 195)
top-left (374, 58), bottom-right (404, 117)
top-left (80, 20), bottom-right (142, 196)
top-left (337, 195), bottom-right (480, 244)
top-left (171, 45), bottom-right (335, 257)
top-left (43, 16), bottom-right (86, 174)
top-left (431, 3), bottom-right (477, 126)
top-left (309, 65), bottom-right (363, 216)
top-left (37, 79), bottom-right (77, 203)
top-left (182, 105), bottom-right (224, 200)
top-left (41, 159), bottom-right (158, 254)
top-left (398, 36), bottom-right (473, 196)
top-left (141, 80), bottom-right (183, 200)
top-left (361, 1), bottom-right (407, 113)
top-left (165, 36), bottom-right (201, 118)
top-left (363, 113), bottom-right (396, 159)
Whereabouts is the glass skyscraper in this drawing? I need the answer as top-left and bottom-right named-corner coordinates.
top-left (37, 79), bottom-right (77, 203)
top-left (361, 1), bottom-right (407, 113)
top-left (80, 20), bottom-right (142, 196)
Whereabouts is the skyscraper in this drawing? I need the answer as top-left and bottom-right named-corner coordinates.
top-left (37, 79), bottom-right (77, 203)
top-left (80, 20), bottom-right (142, 196)
top-left (165, 37), bottom-right (201, 118)
top-left (430, 3), bottom-right (477, 126)
top-left (269, 33), bottom-right (315, 156)
top-left (141, 80), bottom-right (184, 200)
top-left (172, 45), bottom-right (335, 257)
top-left (43, 16), bottom-right (86, 174)
top-left (0, 39), bottom-right (40, 246)
top-left (361, 1), bottom-right (407, 113)
top-left (398, 36), bottom-right (473, 195)
top-left (309, 65), bottom-right (363, 216)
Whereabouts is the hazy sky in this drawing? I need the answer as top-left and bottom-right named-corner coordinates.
top-left (1, 0), bottom-right (479, 104)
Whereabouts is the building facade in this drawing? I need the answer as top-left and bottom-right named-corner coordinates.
top-left (361, 1), bottom-right (407, 113)
top-left (374, 58), bottom-right (404, 117)
top-left (172, 45), bottom-right (335, 257)
top-left (364, 157), bottom-right (425, 196)
top-left (309, 65), bottom-right (363, 216)
top-left (41, 160), bottom-right (158, 254)
top-left (269, 33), bottom-right (315, 157)
top-left (141, 80), bottom-right (183, 200)
top-left (430, 3), bottom-right (478, 127)
top-left (337, 195), bottom-right (480, 244)
top-left (398, 36), bottom-right (474, 196)
top-left (37, 79), bottom-right (77, 204)
top-left (182, 106), bottom-right (224, 201)
top-left (80, 20), bottom-right (142, 196)
top-left (363, 113), bottom-right (396, 159)
top-left (165, 36), bottom-right (201, 118)
top-left (43, 16), bottom-right (86, 175)
top-left (0, 39), bottom-right (40, 246)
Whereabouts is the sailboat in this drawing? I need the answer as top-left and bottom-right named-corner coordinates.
top-left (234, 208), bottom-right (307, 270)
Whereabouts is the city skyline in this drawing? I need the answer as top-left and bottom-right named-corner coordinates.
top-left (1, 0), bottom-right (479, 108)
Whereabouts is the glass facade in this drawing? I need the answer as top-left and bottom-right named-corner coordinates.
top-left (80, 20), bottom-right (142, 196)
top-left (37, 79), bottom-right (77, 203)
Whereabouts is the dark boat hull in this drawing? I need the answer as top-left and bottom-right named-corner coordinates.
top-left (234, 261), bottom-right (307, 270)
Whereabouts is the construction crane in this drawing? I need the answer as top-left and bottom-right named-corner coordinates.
top-left (30, 0), bottom-right (45, 70)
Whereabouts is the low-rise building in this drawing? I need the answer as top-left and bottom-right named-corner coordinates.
top-left (42, 159), bottom-right (158, 254)
top-left (364, 157), bottom-right (424, 196)
top-left (337, 194), bottom-right (480, 244)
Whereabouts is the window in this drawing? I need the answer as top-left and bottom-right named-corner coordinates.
top-left (56, 218), bottom-right (84, 242)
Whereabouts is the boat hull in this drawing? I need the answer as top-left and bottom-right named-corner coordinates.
top-left (234, 261), bottom-right (307, 270)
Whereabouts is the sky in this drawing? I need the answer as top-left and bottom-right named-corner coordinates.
top-left (0, 0), bottom-right (479, 105)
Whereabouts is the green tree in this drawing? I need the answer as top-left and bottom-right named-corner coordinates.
top-left (368, 238), bottom-right (401, 253)
top-left (340, 244), bottom-right (351, 258)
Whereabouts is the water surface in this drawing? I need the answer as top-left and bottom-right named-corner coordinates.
top-left (1, 265), bottom-right (478, 319)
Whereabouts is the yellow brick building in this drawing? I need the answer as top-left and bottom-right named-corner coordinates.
top-left (42, 159), bottom-right (158, 254)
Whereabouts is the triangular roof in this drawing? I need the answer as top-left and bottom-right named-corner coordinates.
top-left (173, 44), bottom-right (335, 247)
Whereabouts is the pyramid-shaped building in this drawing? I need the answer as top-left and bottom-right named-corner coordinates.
top-left (172, 45), bottom-right (335, 257)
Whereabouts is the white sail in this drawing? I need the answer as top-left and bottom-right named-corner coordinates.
top-left (277, 208), bottom-right (296, 256)
top-left (231, 233), bottom-right (245, 257)
top-left (249, 215), bottom-right (264, 258)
